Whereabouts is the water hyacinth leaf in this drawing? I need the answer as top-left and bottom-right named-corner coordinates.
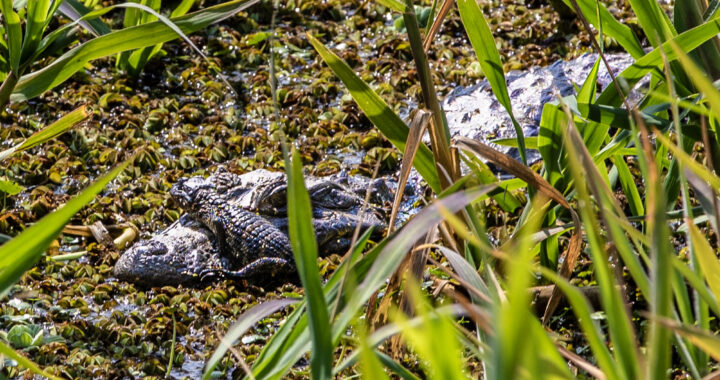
top-left (285, 147), bottom-right (333, 380)
top-left (11, 0), bottom-right (260, 102)
top-left (456, 0), bottom-right (527, 164)
top-left (561, 0), bottom-right (644, 58)
top-left (306, 33), bottom-right (441, 193)
top-left (0, 159), bottom-right (131, 297)
top-left (202, 298), bottom-right (297, 380)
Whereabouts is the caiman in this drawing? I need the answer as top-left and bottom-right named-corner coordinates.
top-left (113, 168), bottom-right (395, 286)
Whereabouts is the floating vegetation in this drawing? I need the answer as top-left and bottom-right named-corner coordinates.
top-left (0, 0), bottom-right (663, 378)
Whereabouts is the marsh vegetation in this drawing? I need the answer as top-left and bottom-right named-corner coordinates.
top-left (3, 0), bottom-right (720, 379)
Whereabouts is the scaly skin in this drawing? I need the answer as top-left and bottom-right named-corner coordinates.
top-left (115, 168), bottom-right (401, 287)
top-left (170, 177), bottom-right (295, 280)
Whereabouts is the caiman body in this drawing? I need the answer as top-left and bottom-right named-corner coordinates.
top-left (113, 168), bottom-right (393, 287)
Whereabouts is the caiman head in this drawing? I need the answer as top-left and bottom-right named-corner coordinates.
top-left (112, 215), bottom-right (223, 287)
top-left (169, 176), bottom-right (216, 212)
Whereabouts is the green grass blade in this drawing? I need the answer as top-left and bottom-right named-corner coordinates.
top-left (21, 0), bottom-right (53, 64)
top-left (376, 0), bottom-right (407, 12)
top-left (457, 0), bottom-right (527, 164)
top-left (11, 0), bottom-right (259, 103)
top-left (626, 0), bottom-right (675, 46)
top-left (563, 116), bottom-right (641, 380)
top-left (688, 223), bottom-right (720, 304)
top-left (58, 0), bottom-right (111, 36)
top-left (577, 57), bottom-right (601, 104)
top-left (202, 298), bottom-right (297, 380)
top-left (0, 106), bottom-right (88, 162)
top-left (330, 187), bottom-right (496, 351)
top-left (19, 105), bottom-right (88, 151)
top-left (561, 0), bottom-right (645, 58)
top-left (285, 147), bottom-right (333, 380)
top-left (0, 0), bottom-right (22, 73)
top-left (0, 341), bottom-right (62, 380)
top-left (0, 159), bottom-right (131, 295)
top-left (306, 33), bottom-right (441, 192)
top-left (540, 268), bottom-right (622, 380)
top-left (611, 155), bottom-right (644, 216)
top-left (394, 285), bottom-right (471, 380)
top-left (656, 132), bottom-right (720, 192)
top-left (597, 18), bottom-right (720, 106)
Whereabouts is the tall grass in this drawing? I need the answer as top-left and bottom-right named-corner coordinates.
top-left (200, 0), bottom-right (720, 378)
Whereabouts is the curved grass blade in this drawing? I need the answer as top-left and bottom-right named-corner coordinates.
top-left (285, 147), bottom-right (333, 380)
top-left (306, 33), bottom-right (441, 193)
top-left (597, 18), bottom-right (720, 106)
top-left (626, 0), bottom-right (675, 47)
top-left (202, 298), bottom-right (297, 380)
top-left (0, 105), bottom-right (88, 162)
top-left (540, 268), bottom-right (623, 380)
top-left (0, 159), bottom-right (131, 295)
top-left (58, 0), bottom-right (111, 36)
top-left (11, 0), bottom-right (259, 102)
top-left (0, 0), bottom-right (22, 74)
top-left (457, 0), bottom-right (527, 164)
top-left (0, 340), bottom-right (62, 380)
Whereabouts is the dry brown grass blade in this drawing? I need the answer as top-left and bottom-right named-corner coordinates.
top-left (556, 345), bottom-right (606, 380)
top-left (453, 136), bottom-right (582, 323)
top-left (422, 0), bottom-right (455, 52)
top-left (388, 110), bottom-right (431, 234)
top-left (454, 137), bottom-right (569, 209)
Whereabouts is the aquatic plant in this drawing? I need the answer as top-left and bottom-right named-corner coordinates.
top-left (203, 0), bottom-right (720, 378)
top-left (114, 0), bottom-right (197, 77)
top-left (0, 0), bottom-right (258, 106)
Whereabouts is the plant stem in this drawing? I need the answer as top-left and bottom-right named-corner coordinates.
top-left (0, 71), bottom-right (18, 108)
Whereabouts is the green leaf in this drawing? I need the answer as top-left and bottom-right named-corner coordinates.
top-left (202, 299), bottom-right (297, 380)
top-left (688, 223), bottom-right (720, 303)
top-left (0, 340), bottom-right (61, 380)
top-left (11, 0), bottom-right (259, 102)
top-left (0, 180), bottom-right (23, 195)
top-left (376, 0), bottom-right (407, 13)
top-left (0, 106), bottom-right (88, 162)
top-left (626, 0), bottom-right (675, 46)
top-left (457, 0), bottom-right (527, 164)
top-left (597, 18), bottom-right (720, 106)
top-left (0, 159), bottom-right (131, 295)
top-left (285, 147), bottom-right (333, 380)
top-left (306, 33), bottom-right (441, 193)
top-left (0, 0), bottom-right (23, 73)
